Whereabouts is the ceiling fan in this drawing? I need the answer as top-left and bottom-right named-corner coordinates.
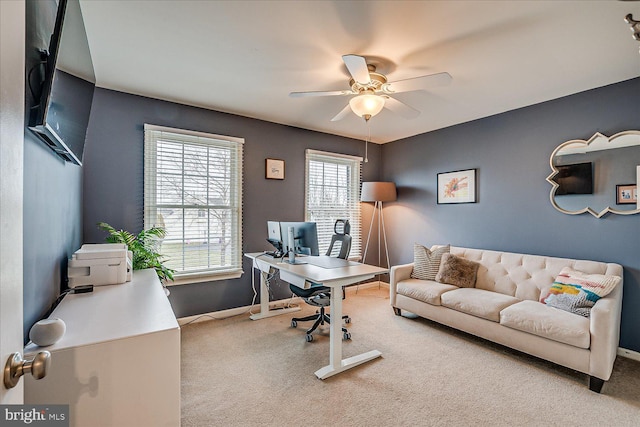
top-left (290, 54), bottom-right (452, 122)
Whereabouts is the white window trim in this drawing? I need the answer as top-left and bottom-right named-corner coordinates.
top-left (306, 149), bottom-right (363, 162)
top-left (304, 149), bottom-right (362, 260)
top-left (170, 270), bottom-right (243, 286)
top-left (144, 124), bottom-right (244, 285)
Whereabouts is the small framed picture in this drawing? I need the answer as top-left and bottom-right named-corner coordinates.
top-left (616, 184), bottom-right (637, 205)
top-left (265, 158), bottom-right (285, 180)
top-left (437, 169), bottom-right (477, 204)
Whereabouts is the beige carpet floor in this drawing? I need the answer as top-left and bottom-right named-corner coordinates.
top-left (181, 285), bottom-right (640, 426)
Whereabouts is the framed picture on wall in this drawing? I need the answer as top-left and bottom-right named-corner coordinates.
top-left (437, 169), bottom-right (477, 204)
top-left (265, 158), bottom-right (285, 180)
top-left (616, 184), bottom-right (637, 205)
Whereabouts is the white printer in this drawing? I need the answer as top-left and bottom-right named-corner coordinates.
top-left (67, 243), bottom-right (133, 287)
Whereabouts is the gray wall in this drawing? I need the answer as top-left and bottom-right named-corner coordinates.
top-left (23, 0), bottom-right (83, 341)
top-left (381, 77), bottom-right (640, 352)
top-left (83, 88), bottom-right (381, 317)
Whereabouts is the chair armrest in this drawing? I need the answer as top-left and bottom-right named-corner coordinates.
top-left (589, 282), bottom-right (623, 381)
top-left (390, 263), bottom-right (413, 306)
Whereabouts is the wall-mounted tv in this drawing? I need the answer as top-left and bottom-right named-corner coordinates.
top-left (553, 162), bottom-right (594, 195)
top-left (28, 0), bottom-right (95, 166)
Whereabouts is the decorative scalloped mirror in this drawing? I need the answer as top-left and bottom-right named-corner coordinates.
top-left (547, 130), bottom-right (640, 218)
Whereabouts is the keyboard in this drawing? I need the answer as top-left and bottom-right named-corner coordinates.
top-left (263, 251), bottom-right (283, 258)
top-left (305, 256), bottom-right (356, 269)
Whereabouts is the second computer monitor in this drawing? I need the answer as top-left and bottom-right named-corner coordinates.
top-left (279, 222), bottom-right (319, 256)
top-left (267, 221), bottom-right (282, 241)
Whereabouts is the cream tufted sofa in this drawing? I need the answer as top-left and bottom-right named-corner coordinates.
top-left (390, 246), bottom-right (623, 393)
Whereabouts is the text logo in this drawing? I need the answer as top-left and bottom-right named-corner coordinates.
top-left (0, 405), bottom-right (68, 427)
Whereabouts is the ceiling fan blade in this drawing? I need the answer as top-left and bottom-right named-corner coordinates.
top-left (383, 72), bottom-right (452, 94)
top-left (330, 104), bottom-right (353, 122)
top-left (342, 54), bottom-right (371, 85)
top-left (289, 89), bottom-right (353, 98)
top-left (382, 96), bottom-right (420, 119)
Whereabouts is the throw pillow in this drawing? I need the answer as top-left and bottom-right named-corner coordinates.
top-left (435, 253), bottom-right (480, 288)
top-left (411, 244), bottom-right (450, 281)
top-left (542, 267), bottom-right (621, 317)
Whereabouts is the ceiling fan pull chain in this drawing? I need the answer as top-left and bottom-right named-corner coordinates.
top-left (364, 118), bottom-right (370, 163)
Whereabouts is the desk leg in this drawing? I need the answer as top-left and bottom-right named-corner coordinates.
top-left (250, 269), bottom-right (300, 320)
top-left (314, 286), bottom-right (382, 379)
top-left (329, 287), bottom-right (343, 368)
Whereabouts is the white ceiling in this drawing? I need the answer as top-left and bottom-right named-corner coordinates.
top-left (79, 1), bottom-right (640, 144)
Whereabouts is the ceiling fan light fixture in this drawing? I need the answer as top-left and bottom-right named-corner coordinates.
top-left (349, 91), bottom-right (385, 120)
top-left (293, 54), bottom-right (453, 122)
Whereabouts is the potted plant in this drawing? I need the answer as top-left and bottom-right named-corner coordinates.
top-left (97, 222), bottom-right (174, 283)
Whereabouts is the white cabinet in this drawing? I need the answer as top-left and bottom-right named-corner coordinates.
top-left (24, 269), bottom-right (180, 427)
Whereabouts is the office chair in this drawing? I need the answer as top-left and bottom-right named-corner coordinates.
top-left (290, 220), bottom-right (352, 342)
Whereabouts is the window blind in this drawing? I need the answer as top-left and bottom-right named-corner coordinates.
top-left (305, 149), bottom-right (362, 259)
top-left (144, 124), bottom-right (243, 281)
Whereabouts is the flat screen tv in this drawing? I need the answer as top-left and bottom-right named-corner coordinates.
top-left (553, 162), bottom-right (593, 195)
top-left (29, 0), bottom-right (95, 166)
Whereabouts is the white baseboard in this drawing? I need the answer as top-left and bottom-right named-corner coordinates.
top-left (178, 297), bottom-right (302, 326)
top-left (617, 347), bottom-right (640, 362)
top-left (350, 280), bottom-right (389, 291)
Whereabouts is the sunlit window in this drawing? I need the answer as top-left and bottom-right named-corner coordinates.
top-left (305, 149), bottom-right (362, 259)
top-left (144, 124), bottom-right (243, 282)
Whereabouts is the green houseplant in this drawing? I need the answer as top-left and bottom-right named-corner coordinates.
top-left (97, 222), bottom-right (174, 282)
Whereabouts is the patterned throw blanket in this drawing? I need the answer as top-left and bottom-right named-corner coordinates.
top-left (542, 267), bottom-right (621, 317)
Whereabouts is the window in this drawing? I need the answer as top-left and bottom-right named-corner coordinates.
top-left (144, 124), bottom-right (243, 283)
top-left (305, 149), bottom-right (362, 259)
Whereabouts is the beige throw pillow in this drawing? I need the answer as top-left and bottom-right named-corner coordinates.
top-left (411, 244), bottom-right (450, 281)
top-left (435, 253), bottom-right (479, 288)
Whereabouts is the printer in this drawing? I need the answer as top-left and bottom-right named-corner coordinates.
top-left (67, 243), bottom-right (133, 288)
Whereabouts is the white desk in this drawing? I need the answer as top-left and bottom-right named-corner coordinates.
top-left (245, 252), bottom-right (387, 379)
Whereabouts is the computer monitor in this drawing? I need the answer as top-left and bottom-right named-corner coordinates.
top-left (279, 222), bottom-right (319, 256)
top-left (265, 221), bottom-right (284, 257)
top-left (267, 221), bottom-right (281, 241)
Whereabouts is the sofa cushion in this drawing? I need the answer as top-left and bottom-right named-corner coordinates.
top-left (411, 244), bottom-right (450, 280)
top-left (436, 253), bottom-right (480, 288)
top-left (441, 288), bottom-right (520, 322)
top-left (397, 279), bottom-right (458, 306)
top-left (500, 300), bottom-right (590, 349)
top-left (541, 267), bottom-right (621, 317)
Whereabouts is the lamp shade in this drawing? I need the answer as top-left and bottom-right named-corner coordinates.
top-left (361, 181), bottom-right (397, 202)
top-left (349, 92), bottom-right (385, 119)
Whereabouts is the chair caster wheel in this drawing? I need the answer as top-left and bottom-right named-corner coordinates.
top-left (344, 317), bottom-right (351, 324)
top-left (343, 332), bottom-right (351, 340)
top-left (305, 334), bottom-right (313, 342)
top-left (291, 320), bottom-right (297, 328)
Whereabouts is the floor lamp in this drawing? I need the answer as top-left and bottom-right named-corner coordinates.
top-left (361, 182), bottom-right (397, 272)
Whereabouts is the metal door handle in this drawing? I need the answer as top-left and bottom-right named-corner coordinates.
top-left (3, 351), bottom-right (51, 389)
